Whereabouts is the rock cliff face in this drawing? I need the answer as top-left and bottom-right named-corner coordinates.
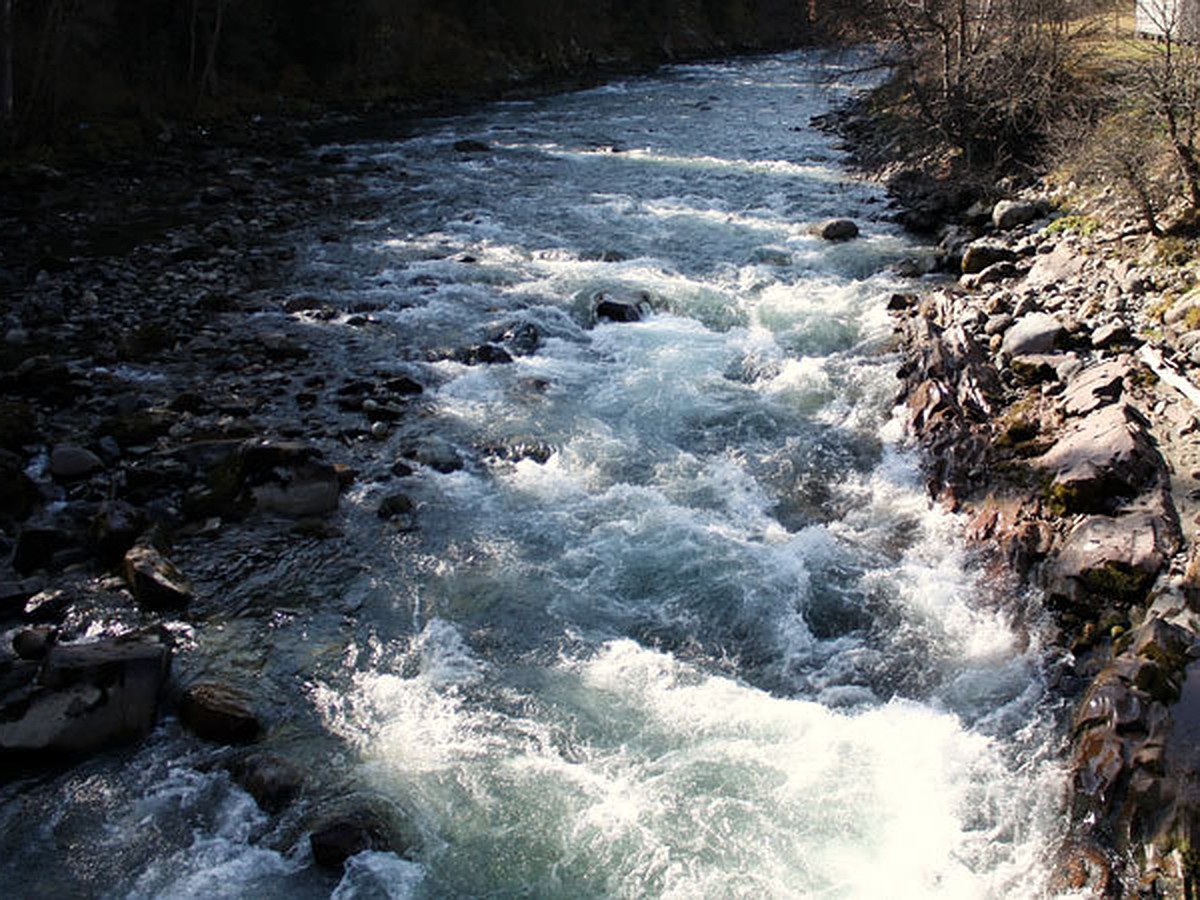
top-left (889, 194), bottom-right (1200, 895)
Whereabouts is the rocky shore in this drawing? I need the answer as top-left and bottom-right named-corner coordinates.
top-left (879, 180), bottom-right (1200, 893)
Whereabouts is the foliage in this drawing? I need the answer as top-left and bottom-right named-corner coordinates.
top-left (1045, 213), bottom-right (1101, 236)
top-left (858, 0), bottom-right (1110, 169)
top-left (1, 0), bottom-right (828, 150)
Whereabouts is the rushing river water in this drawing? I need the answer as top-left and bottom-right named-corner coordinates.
top-left (1, 50), bottom-right (1072, 898)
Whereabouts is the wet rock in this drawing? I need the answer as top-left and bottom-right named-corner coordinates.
top-left (479, 438), bottom-right (554, 465)
top-left (231, 752), bottom-right (303, 812)
top-left (310, 809), bottom-right (394, 869)
top-left (961, 241), bottom-right (1016, 275)
top-left (487, 322), bottom-right (542, 357)
top-left (0, 635), bottom-right (171, 761)
top-left (13, 521), bottom-right (79, 576)
top-left (992, 199), bottom-right (1040, 230)
top-left (591, 289), bottom-right (651, 324)
top-left (0, 578), bottom-right (45, 619)
top-left (90, 502), bottom-right (146, 567)
top-left (380, 375), bottom-right (424, 397)
top-left (810, 218), bottom-right (859, 241)
top-left (0, 450), bottom-right (38, 525)
top-left (377, 492), bottom-right (415, 523)
top-left (122, 545), bottom-right (194, 610)
top-left (1037, 405), bottom-right (1163, 512)
top-left (1001, 312), bottom-right (1065, 356)
top-left (0, 400), bottom-right (39, 452)
top-left (179, 682), bottom-right (263, 744)
top-left (240, 441), bottom-right (341, 518)
top-left (402, 437), bottom-right (464, 474)
top-left (452, 139), bottom-right (490, 153)
top-left (452, 343), bottom-right (513, 366)
top-left (12, 626), bottom-right (55, 660)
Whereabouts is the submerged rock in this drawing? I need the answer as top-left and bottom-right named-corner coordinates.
top-left (810, 218), bottom-right (859, 241)
top-left (591, 289), bottom-right (652, 324)
top-left (179, 682), bottom-right (263, 744)
top-left (231, 751), bottom-right (303, 812)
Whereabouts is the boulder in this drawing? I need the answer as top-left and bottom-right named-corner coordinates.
top-left (402, 437), bottom-right (464, 474)
top-left (1092, 322), bottom-right (1135, 350)
top-left (48, 445), bottom-right (104, 481)
top-left (240, 441), bottom-right (341, 518)
top-left (992, 199), bottom-right (1040, 230)
top-left (231, 752), bottom-right (303, 813)
top-left (310, 810), bottom-right (392, 869)
top-left (961, 241), bottom-right (1016, 275)
top-left (122, 545), bottom-right (194, 610)
top-left (591, 289), bottom-right (651, 324)
top-left (1002, 313), bottom-right (1065, 356)
top-left (1049, 506), bottom-right (1179, 607)
top-left (0, 636), bottom-right (171, 760)
top-left (810, 219), bottom-right (859, 241)
top-left (179, 682), bottom-right (263, 744)
top-left (1061, 359), bottom-right (1130, 418)
top-left (1037, 405), bottom-right (1163, 512)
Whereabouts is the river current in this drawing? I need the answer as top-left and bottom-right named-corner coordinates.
top-left (1, 50), bottom-right (1071, 898)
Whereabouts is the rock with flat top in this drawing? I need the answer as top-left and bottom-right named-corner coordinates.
top-left (1002, 313), bottom-right (1065, 356)
top-left (123, 545), bottom-right (194, 610)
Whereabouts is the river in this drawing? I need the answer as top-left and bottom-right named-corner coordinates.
top-left (0, 49), bottom-right (1071, 898)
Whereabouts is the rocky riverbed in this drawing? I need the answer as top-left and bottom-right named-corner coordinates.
top-left (881, 183), bottom-right (1200, 894)
top-left (7, 61), bottom-right (1198, 895)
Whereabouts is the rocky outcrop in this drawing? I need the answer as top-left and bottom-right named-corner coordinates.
top-left (0, 634), bottom-right (171, 766)
top-left (889, 183), bottom-right (1200, 895)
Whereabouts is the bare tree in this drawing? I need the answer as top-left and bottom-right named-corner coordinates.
top-left (864, 0), bottom-right (1102, 167)
top-left (1132, 0), bottom-right (1200, 209)
top-left (1, 0), bottom-right (13, 145)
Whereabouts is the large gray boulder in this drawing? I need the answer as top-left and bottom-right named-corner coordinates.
top-left (1002, 313), bottom-right (1066, 356)
top-left (992, 199), bottom-right (1040, 230)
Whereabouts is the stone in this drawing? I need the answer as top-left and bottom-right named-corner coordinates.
top-left (1002, 313), bottom-right (1065, 356)
top-left (992, 199), bottom-right (1040, 230)
top-left (179, 682), bottom-right (263, 744)
top-left (452, 139), bottom-right (490, 153)
top-left (231, 752), bottom-right (303, 813)
top-left (1037, 405), bottom-right (1163, 512)
top-left (90, 501), bottom-right (146, 567)
top-left (122, 545), bottom-right (194, 610)
top-left (0, 449), bottom-right (38, 525)
top-left (12, 627), bottom-right (55, 660)
top-left (810, 218), bottom-right (859, 241)
top-left (310, 810), bottom-right (392, 869)
top-left (402, 437), bottom-right (464, 474)
top-left (1062, 359), bottom-right (1130, 418)
top-left (377, 493), bottom-right (415, 521)
top-left (49, 444), bottom-right (103, 480)
top-left (961, 241), bottom-right (1016, 275)
top-left (0, 636), bottom-right (171, 760)
top-left (591, 289), bottom-right (651, 324)
top-left (1050, 507), bottom-right (1179, 607)
top-left (239, 441), bottom-right (341, 518)
top-left (963, 260), bottom-right (1019, 288)
top-left (13, 522), bottom-right (76, 575)
top-left (1092, 322), bottom-right (1134, 350)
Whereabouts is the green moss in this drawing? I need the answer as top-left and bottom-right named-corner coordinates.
top-left (1184, 306), bottom-right (1200, 331)
top-left (1045, 214), bottom-right (1100, 237)
top-left (1083, 562), bottom-right (1149, 600)
top-left (1154, 237), bottom-right (1196, 267)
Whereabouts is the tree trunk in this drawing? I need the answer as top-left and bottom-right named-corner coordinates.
top-left (200, 0), bottom-right (226, 97)
top-left (1, 0), bottom-right (13, 144)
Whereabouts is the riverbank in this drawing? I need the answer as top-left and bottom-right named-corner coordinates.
top-left (854, 126), bottom-right (1200, 892)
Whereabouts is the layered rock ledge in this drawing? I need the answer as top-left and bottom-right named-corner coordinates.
top-left (890, 196), bottom-right (1200, 895)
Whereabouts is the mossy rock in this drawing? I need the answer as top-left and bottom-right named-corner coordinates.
top-left (1082, 562), bottom-right (1152, 600)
